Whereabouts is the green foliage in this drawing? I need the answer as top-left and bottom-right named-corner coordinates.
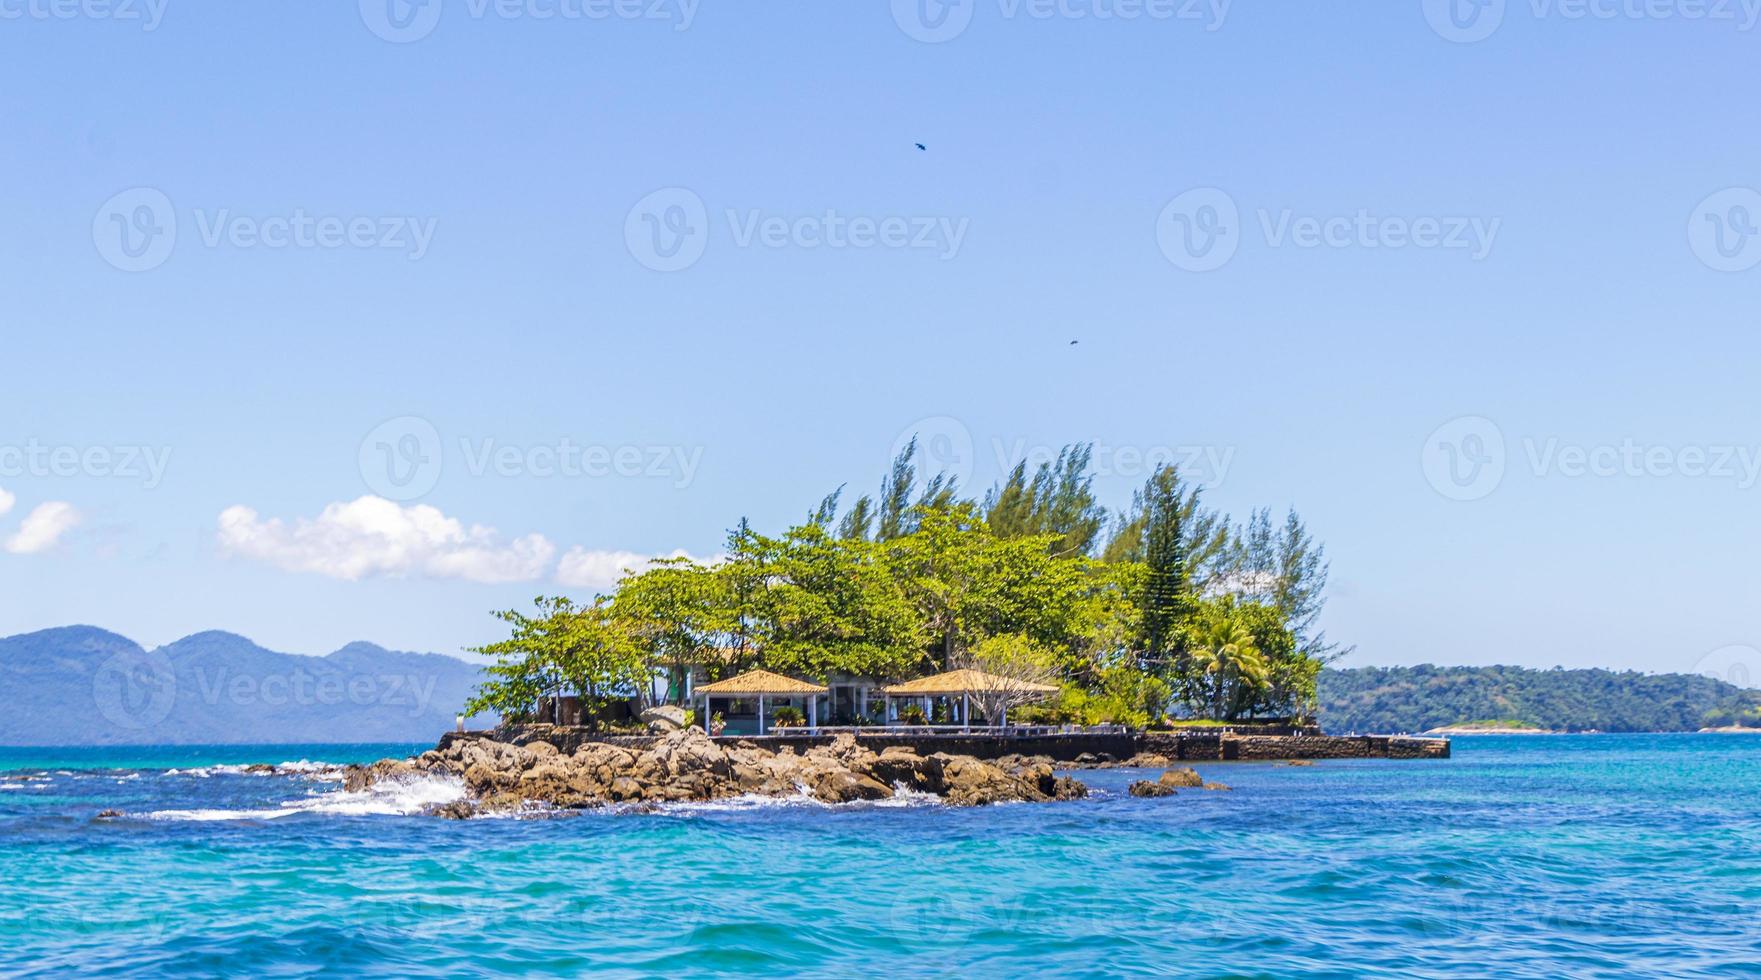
top-left (1170, 597), bottom-right (1268, 720)
top-left (468, 435), bottom-right (1345, 728)
top-left (875, 437), bottom-right (920, 542)
top-left (982, 445), bottom-right (1108, 557)
top-left (771, 706), bottom-right (805, 728)
top-left (753, 523), bottom-right (926, 681)
top-left (1221, 508), bottom-right (1344, 662)
top-left (611, 557), bottom-right (719, 705)
top-left (1018, 669), bottom-right (1173, 728)
top-left (465, 596), bottom-right (646, 727)
top-left (1318, 665), bottom-right (1761, 733)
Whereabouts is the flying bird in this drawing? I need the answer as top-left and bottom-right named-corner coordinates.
top-left (914, 143), bottom-right (927, 151)
top-left (1069, 340), bottom-right (1079, 345)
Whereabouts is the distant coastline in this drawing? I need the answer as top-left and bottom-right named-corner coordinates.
top-left (1423, 724), bottom-right (1556, 736)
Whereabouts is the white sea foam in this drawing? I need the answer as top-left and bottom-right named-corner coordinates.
top-left (275, 761), bottom-right (347, 782)
top-left (164, 764), bottom-right (270, 778)
top-left (142, 774), bottom-right (466, 823)
top-left (649, 781), bottom-right (945, 816)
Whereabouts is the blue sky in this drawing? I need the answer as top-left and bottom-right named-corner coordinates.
top-left (2, 1), bottom-right (1759, 678)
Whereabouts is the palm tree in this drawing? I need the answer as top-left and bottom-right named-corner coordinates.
top-left (1190, 613), bottom-right (1268, 721)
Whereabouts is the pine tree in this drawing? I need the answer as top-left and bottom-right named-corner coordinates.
top-left (1138, 466), bottom-right (1195, 670)
top-left (837, 495), bottom-right (874, 541)
top-left (875, 437), bottom-right (918, 541)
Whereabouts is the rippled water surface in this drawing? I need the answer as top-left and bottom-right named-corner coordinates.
top-left (3, 735), bottom-right (1759, 978)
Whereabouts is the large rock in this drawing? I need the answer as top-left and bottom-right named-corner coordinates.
top-left (1158, 767), bottom-right (1203, 788)
top-left (1129, 780), bottom-right (1178, 798)
top-left (640, 705), bottom-right (688, 733)
top-left (343, 730), bottom-right (1093, 814)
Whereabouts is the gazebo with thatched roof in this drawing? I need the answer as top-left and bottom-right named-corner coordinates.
top-left (883, 668), bottom-right (1059, 729)
top-left (695, 669), bottom-right (827, 736)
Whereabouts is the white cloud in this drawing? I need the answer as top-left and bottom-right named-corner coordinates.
top-left (555, 547), bottom-right (714, 591)
top-left (5, 501), bottom-right (82, 554)
top-left (0, 487), bottom-right (14, 517)
top-left (217, 496), bottom-right (555, 584)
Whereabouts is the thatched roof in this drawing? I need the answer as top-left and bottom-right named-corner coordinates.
top-left (883, 669), bottom-right (1059, 697)
top-left (696, 669), bottom-right (827, 695)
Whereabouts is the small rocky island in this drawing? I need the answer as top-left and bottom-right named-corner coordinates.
top-left (343, 729), bottom-right (1101, 816)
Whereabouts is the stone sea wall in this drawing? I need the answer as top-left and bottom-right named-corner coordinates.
top-left (456, 726), bottom-right (1450, 763)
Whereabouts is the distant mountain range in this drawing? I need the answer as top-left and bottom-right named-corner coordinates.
top-left (0, 626), bottom-right (492, 746)
top-left (1318, 664), bottom-right (1761, 734)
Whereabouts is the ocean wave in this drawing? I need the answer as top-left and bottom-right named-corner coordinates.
top-left (163, 764), bottom-right (263, 778)
top-left (142, 774), bottom-right (465, 823)
top-left (648, 781), bottom-right (947, 816)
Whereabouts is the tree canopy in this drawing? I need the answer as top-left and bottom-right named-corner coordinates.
top-left (468, 438), bottom-right (1346, 726)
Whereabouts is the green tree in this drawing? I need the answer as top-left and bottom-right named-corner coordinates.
top-left (837, 495), bottom-right (875, 541)
top-left (875, 437), bottom-right (919, 541)
top-left (612, 558), bottom-right (719, 706)
top-left (1103, 466), bottom-right (1230, 584)
top-left (984, 445), bottom-right (1107, 557)
top-left (1136, 466), bottom-right (1199, 670)
top-left (465, 596), bottom-right (646, 727)
top-left (1176, 597), bottom-right (1270, 720)
top-left (757, 523), bottom-right (926, 681)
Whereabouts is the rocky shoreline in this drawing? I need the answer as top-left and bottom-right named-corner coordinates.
top-left (339, 729), bottom-right (1107, 817)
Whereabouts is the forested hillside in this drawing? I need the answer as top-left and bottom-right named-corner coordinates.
top-left (1318, 664), bottom-right (1761, 734)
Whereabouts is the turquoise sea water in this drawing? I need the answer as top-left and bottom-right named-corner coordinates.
top-left (2, 734), bottom-right (1759, 978)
